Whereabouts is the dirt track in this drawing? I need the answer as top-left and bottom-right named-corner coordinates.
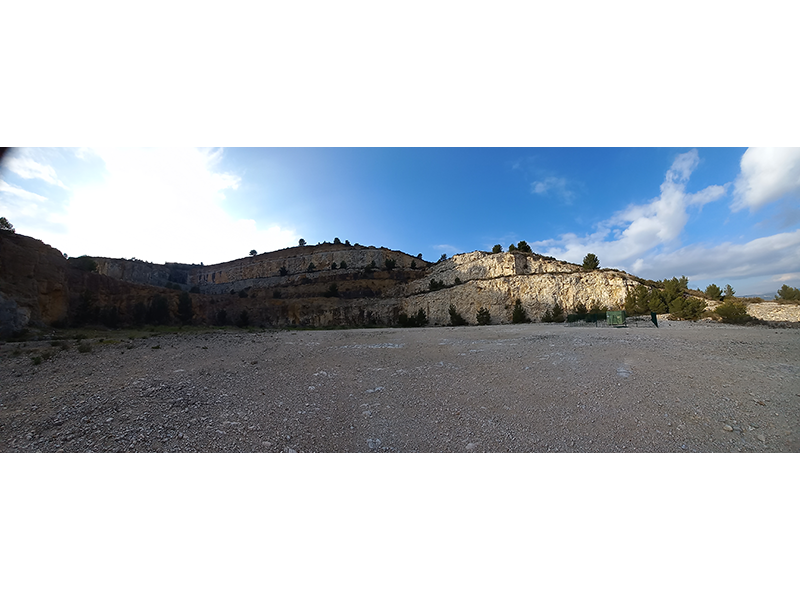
top-left (1, 321), bottom-right (799, 452)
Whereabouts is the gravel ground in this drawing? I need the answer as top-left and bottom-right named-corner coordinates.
top-left (2, 320), bottom-right (799, 452)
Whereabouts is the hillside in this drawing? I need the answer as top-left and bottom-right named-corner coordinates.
top-left (1, 231), bottom-right (652, 333)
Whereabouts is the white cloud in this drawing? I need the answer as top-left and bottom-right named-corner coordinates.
top-left (0, 180), bottom-right (48, 204)
top-left (532, 149), bottom-right (725, 267)
top-left (434, 244), bottom-right (460, 255)
top-left (5, 153), bottom-right (67, 188)
top-left (14, 148), bottom-right (296, 264)
top-left (732, 147), bottom-right (800, 211)
top-left (0, 180), bottom-right (68, 234)
top-left (630, 229), bottom-right (800, 283)
top-left (530, 176), bottom-right (575, 202)
top-left (775, 272), bottom-right (800, 283)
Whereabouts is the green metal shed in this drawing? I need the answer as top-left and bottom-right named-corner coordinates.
top-left (606, 310), bottom-right (626, 326)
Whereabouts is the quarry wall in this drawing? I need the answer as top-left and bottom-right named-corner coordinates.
top-left (3, 232), bottom-right (799, 335)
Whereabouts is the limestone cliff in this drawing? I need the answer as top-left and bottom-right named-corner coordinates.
top-left (94, 258), bottom-right (194, 288)
top-left (0, 235), bottom-right (652, 333)
top-left (14, 233), bottom-right (796, 334)
top-left (0, 232), bottom-right (70, 336)
top-left (189, 243), bottom-right (428, 292)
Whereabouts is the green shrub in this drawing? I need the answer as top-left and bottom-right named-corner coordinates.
top-left (492, 244), bottom-right (502, 254)
top-left (668, 296), bottom-right (706, 320)
top-left (476, 307), bottom-right (491, 325)
top-left (279, 266), bottom-right (288, 276)
top-left (715, 301), bottom-right (752, 324)
top-left (705, 284), bottom-right (722, 301)
top-left (776, 284), bottom-right (800, 302)
top-left (398, 308), bottom-right (428, 327)
top-left (0, 216), bottom-right (15, 232)
top-left (77, 342), bottom-right (92, 353)
top-left (410, 260), bottom-right (417, 270)
top-left (429, 279), bottom-right (446, 291)
top-left (449, 304), bottom-right (467, 326)
top-left (31, 355), bottom-right (42, 365)
top-left (215, 309), bottom-right (228, 325)
top-left (553, 303), bottom-right (565, 322)
top-left (723, 284), bottom-right (736, 299)
top-left (177, 291), bottom-right (193, 325)
top-left (385, 258), bottom-right (396, 271)
top-left (340, 260), bottom-right (348, 269)
top-left (331, 262), bottom-right (338, 270)
top-left (323, 284), bottom-right (339, 298)
top-left (511, 299), bottom-right (530, 323)
top-left (236, 310), bottom-right (250, 328)
top-left (454, 277), bottom-right (461, 285)
top-left (508, 244), bottom-right (517, 252)
top-left (517, 241), bottom-right (532, 253)
top-left (307, 262), bottom-right (316, 272)
top-left (70, 255), bottom-right (98, 272)
top-left (589, 301), bottom-right (608, 314)
top-left (146, 295), bottom-right (170, 325)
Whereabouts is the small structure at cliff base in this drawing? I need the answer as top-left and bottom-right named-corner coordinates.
top-left (606, 310), bottom-right (626, 327)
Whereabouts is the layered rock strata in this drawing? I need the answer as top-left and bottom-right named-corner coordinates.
top-left (5, 231), bottom-right (796, 334)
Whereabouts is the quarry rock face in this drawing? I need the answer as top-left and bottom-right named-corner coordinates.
top-left (3, 232), bottom-right (798, 334)
top-left (0, 233), bottom-right (70, 335)
top-left (403, 268), bottom-right (639, 326)
top-left (94, 258), bottom-right (193, 288)
top-left (189, 243), bottom-right (427, 291)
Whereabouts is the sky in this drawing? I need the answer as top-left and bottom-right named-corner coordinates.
top-left (1, 146), bottom-right (799, 297)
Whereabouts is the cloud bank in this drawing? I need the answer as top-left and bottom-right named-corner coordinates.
top-left (531, 148), bottom-right (800, 290)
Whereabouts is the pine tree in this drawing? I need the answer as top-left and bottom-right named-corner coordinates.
top-left (476, 307), bottom-right (491, 325)
top-left (449, 304), bottom-right (467, 326)
top-left (512, 299), bottom-right (529, 323)
top-left (551, 302), bottom-right (565, 322)
top-left (582, 253), bottom-right (600, 271)
top-left (705, 284), bottom-right (722, 301)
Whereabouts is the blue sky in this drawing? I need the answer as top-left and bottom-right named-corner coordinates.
top-left (1, 146), bottom-right (798, 296)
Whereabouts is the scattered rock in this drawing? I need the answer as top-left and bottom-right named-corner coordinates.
top-left (722, 425), bottom-right (733, 432)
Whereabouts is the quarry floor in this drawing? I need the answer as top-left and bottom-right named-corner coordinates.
top-left (1, 320), bottom-right (799, 452)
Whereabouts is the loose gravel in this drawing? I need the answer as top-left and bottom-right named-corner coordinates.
top-left (2, 321), bottom-right (798, 452)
